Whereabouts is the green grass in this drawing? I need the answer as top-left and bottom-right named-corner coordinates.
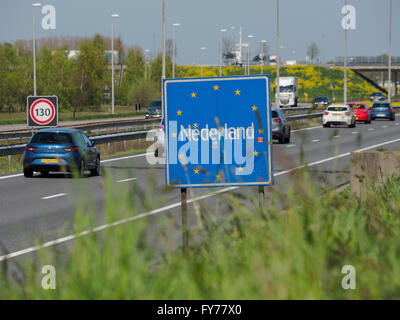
top-left (1, 168), bottom-right (400, 299)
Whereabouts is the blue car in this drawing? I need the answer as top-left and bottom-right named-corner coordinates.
top-left (23, 128), bottom-right (100, 178)
top-left (370, 102), bottom-right (395, 121)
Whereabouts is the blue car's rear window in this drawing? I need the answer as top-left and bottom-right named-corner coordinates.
top-left (31, 132), bottom-right (73, 144)
top-left (373, 103), bottom-right (390, 108)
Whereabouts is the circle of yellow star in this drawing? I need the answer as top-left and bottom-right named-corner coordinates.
top-left (172, 132), bottom-right (177, 138)
top-left (177, 110), bottom-right (182, 116)
top-left (179, 153), bottom-right (185, 160)
top-left (235, 89), bottom-right (240, 95)
top-left (258, 128), bottom-right (264, 134)
top-left (214, 85), bottom-right (219, 91)
top-left (191, 91), bottom-right (197, 98)
top-left (252, 105), bottom-right (258, 111)
top-left (194, 168), bottom-right (200, 174)
top-left (254, 150), bottom-right (259, 156)
top-left (237, 167), bottom-right (243, 172)
top-left (216, 173), bottom-right (223, 181)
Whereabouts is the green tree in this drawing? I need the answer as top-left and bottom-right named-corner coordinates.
top-left (67, 39), bottom-right (108, 118)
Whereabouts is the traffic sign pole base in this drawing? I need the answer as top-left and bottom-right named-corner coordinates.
top-left (258, 186), bottom-right (265, 210)
top-left (181, 188), bottom-right (189, 255)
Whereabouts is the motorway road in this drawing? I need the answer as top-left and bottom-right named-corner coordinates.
top-left (1, 116), bottom-right (400, 261)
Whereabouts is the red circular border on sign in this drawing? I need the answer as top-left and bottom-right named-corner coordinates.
top-left (30, 98), bottom-right (56, 125)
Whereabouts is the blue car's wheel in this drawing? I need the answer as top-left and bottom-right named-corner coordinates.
top-left (90, 158), bottom-right (100, 176)
top-left (24, 169), bottom-right (33, 178)
top-left (79, 160), bottom-right (85, 178)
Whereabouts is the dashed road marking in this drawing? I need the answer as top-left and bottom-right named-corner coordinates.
top-left (312, 139), bottom-right (320, 142)
top-left (41, 193), bottom-right (67, 200)
top-left (117, 177), bottom-right (137, 183)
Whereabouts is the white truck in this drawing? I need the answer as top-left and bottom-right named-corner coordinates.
top-left (276, 77), bottom-right (298, 108)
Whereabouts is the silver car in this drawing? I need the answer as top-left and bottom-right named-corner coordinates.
top-left (271, 108), bottom-right (291, 144)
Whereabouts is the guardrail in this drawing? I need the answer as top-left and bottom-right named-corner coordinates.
top-left (0, 117), bottom-right (160, 141)
top-left (1, 106), bottom-right (399, 157)
top-left (0, 109), bottom-right (311, 141)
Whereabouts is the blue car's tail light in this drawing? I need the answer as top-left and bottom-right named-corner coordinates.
top-left (62, 146), bottom-right (78, 152)
top-left (25, 146), bottom-right (37, 151)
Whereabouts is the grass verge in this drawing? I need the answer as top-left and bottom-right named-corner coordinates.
top-left (1, 168), bottom-right (400, 299)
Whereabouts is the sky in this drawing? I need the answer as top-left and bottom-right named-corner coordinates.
top-left (0, 0), bottom-right (398, 65)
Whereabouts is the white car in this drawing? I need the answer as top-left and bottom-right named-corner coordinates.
top-left (154, 119), bottom-right (165, 157)
top-left (322, 104), bottom-right (356, 128)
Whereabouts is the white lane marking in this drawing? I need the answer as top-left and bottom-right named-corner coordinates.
top-left (396, 123), bottom-right (400, 126)
top-left (352, 131), bottom-right (358, 134)
top-left (368, 128), bottom-right (374, 131)
top-left (3, 136), bottom-right (400, 262)
top-left (292, 126), bottom-right (322, 133)
top-left (41, 193), bottom-right (67, 200)
top-left (0, 173), bottom-right (23, 180)
top-left (333, 135), bottom-right (340, 138)
top-left (287, 144), bottom-right (296, 148)
top-left (117, 177), bottom-right (137, 183)
top-left (382, 125), bottom-right (388, 128)
top-left (312, 139), bottom-right (320, 142)
top-left (0, 153), bottom-right (152, 182)
top-left (101, 153), bottom-right (152, 163)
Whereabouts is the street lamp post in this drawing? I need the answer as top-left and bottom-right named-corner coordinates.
top-left (111, 14), bottom-right (119, 115)
top-left (388, 0), bottom-right (392, 103)
top-left (145, 49), bottom-right (150, 80)
top-left (32, 3), bottom-right (41, 96)
top-left (260, 40), bottom-right (267, 75)
top-left (219, 28), bottom-right (227, 77)
top-left (172, 23), bottom-right (180, 78)
top-left (247, 35), bottom-right (255, 76)
top-left (200, 46), bottom-right (206, 77)
top-left (276, 0), bottom-right (280, 107)
top-left (344, 0), bottom-right (348, 105)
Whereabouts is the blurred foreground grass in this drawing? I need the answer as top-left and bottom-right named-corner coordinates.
top-left (1, 168), bottom-right (400, 299)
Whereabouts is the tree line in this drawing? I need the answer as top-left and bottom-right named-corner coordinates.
top-left (0, 35), bottom-right (173, 118)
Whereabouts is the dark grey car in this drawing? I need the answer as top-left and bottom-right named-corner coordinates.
top-left (271, 108), bottom-right (291, 144)
top-left (145, 99), bottom-right (162, 119)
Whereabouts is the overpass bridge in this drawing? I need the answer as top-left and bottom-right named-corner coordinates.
top-left (334, 57), bottom-right (400, 95)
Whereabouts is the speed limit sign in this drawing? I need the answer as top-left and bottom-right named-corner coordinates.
top-left (27, 96), bottom-right (58, 128)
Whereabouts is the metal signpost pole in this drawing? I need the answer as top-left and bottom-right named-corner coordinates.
top-left (258, 186), bottom-right (265, 210)
top-left (181, 188), bottom-right (188, 254)
top-left (32, 3), bottom-right (41, 96)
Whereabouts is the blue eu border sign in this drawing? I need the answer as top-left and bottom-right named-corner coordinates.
top-left (163, 76), bottom-right (273, 188)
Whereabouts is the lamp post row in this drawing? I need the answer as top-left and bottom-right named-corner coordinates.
top-left (31, 0), bottom-right (395, 111)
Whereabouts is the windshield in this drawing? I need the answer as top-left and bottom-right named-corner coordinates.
top-left (373, 103), bottom-right (390, 108)
top-left (31, 132), bottom-right (73, 145)
top-left (271, 111), bottom-right (279, 118)
top-left (150, 100), bottom-right (161, 107)
top-left (279, 85), bottom-right (294, 93)
top-left (316, 97), bottom-right (329, 102)
top-left (328, 107), bottom-right (348, 112)
top-left (350, 104), bottom-right (366, 109)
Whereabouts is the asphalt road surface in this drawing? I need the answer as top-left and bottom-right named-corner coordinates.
top-left (1, 116), bottom-right (400, 261)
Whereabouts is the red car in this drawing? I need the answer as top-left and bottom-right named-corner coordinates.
top-left (347, 102), bottom-right (371, 124)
